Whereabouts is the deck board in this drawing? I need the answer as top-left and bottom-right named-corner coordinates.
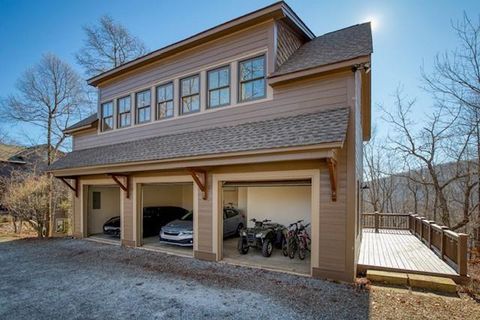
top-left (359, 229), bottom-right (457, 276)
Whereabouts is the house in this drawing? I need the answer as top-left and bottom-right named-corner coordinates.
top-left (50, 1), bottom-right (372, 282)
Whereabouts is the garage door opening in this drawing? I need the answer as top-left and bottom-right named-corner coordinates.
top-left (221, 180), bottom-right (312, 275)
top-left (140, 182), bottom-right (194, 256)
top-left (87, 185), bottom-right (121, 244)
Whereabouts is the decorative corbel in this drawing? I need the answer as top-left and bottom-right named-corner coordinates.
top-left (188, 168), bottom-right (208, 200)
top-left (326, 158), bottom-right (337, 202)
top-left (107, 174), bottom-right (130, 198)
top-left (58, 177), bottom-right (79, 198)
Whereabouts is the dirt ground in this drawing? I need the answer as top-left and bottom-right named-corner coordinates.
top-left (0, 238), bottom-right (478, 320)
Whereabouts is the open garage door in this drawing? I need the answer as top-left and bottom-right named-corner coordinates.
top-left (87, 185), bottom-right (121, 243)
top-left (140, 182), bottom-right (194, 256)
top-left (221, 180), bottom-right (312, 275)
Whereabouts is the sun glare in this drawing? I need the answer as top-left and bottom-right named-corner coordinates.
top-left (364, 16), bottom-right (379, 31)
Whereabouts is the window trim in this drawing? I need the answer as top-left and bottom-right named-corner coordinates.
top-left (238, 54), bottom-right (267, 103)
top-left (135, 89), bottom-right (152, 124)
top-left (179, 74), bottom-right (201, 115)
top-left (207, 65), bottom-right (231, 109)
top-left (155, 81), bottom-right (175, 120)
top-left (100, 101), bottom-right (114, 132)
top-left (116, 95), bottom-right (132, 128)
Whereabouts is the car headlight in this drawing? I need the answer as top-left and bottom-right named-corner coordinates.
top-left (256, 233), bottom-right (264, 238)
top-left (182, 230), bottom-right (193, 235)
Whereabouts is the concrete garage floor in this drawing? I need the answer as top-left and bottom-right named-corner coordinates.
top-left (223, 238), bottom-right (310, 275)
top-left (87, 233), bottom-right (121, 245)
top-left (0, 238), bottom-right (370, 320)
top-left (142, 236), bottom-right (193, 257)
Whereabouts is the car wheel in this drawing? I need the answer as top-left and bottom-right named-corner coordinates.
top-left (236, 224), bottom-right (244, 237)
top-left (262, 239), bottom-right (273, 257)
top-left (237, 238), bottom-right (249, 254)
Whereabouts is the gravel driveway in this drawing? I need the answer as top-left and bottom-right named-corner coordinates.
top-left (0, 238), bottom-right (369, 320)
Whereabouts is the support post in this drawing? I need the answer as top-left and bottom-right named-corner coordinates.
top-left (457, 233), bottom-right (468, 276)
top-left (374, 211), bottom-right (379, 233)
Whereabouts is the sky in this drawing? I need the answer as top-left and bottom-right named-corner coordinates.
top-left (1, 0), bottom-right (480, 145)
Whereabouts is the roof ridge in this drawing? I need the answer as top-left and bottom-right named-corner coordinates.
top-left (317, 21), bottom-right (371, 38)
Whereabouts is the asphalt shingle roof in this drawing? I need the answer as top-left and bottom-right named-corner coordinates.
top-left (50, 107), bottom-right (349, 171)
top-left (65, 113), bottom-right (98, 132)
top-left (272, 22), bottom-right (372, 77)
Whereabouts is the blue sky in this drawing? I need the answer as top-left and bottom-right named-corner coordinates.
top-left (1, 0), bottom-right (480, 145)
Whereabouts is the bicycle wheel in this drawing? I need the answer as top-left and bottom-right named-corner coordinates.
top-left (282, 237), bottom-right (288, 256)
top-left (288, 238), bottom-right (296, 259)
top-left (298, 239), bottom-right (306, 260)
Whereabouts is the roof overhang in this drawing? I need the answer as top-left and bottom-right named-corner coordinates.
top-left (64, 123), bottom-right (97, 135)
top-left (50, 142), bottom-right (342, 177)
top-left (268, 55), bottom-right (371, 86)
top-left (87, 1), bottom-right (314, 87)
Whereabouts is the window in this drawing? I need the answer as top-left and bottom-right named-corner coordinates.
top-left (239, 55), bottom-right (266, 102)
top-left (207, 66), bottom-right (230, 108)
top-left (135, 89), bottom-right (151, 124)
top-left (180, 75), bottom-right (200, 114)
top-left (156, 83), bottom-right (174, 119)
top-left (117, 96), bottom-right (131, 128)
top-left (92, 192), bottom-right (101, 209)
top-left (101, 101), bottom-right (114, 131)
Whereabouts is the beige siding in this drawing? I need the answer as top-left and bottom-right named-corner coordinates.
top-left (73, 187), bottom-right (82, 237)
top-left (197, 173), bottom-right (213, 252)
top-left (99, 22), bottom-right (272, 101)
top-left (275, 20), bottom-right (304, 69)
top-left (75, 74), bottom-right (349, 150)
top-left (123, 192), bottom-right (134, 244)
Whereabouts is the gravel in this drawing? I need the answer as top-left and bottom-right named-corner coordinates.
top-left (0, 238), bottom-right (478, 319)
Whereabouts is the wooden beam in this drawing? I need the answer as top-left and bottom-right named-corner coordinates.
top-left (107, 174), bottom-right (130, 198)
top-left (58, 177), bottom-right (78, 198)
top-left (188, 168), bottom-right (208, 200)
top-left (326, 158), bottom-right (337, 201)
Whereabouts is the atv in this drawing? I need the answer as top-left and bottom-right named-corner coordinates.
top-left (237, 219), bottom-right (286, 257)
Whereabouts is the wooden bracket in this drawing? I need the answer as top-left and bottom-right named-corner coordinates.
top-left (188, 168), bottom-right (208, 200)
top-left (326, 158), bottom-right (337, 202)
top-left (108, 174), bottom-right (130, 198)
top-left (58, 177), bottom-right (79, 198)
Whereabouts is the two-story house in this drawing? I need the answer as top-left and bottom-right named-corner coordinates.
top-left (50, 1), bottom-right (372, 282)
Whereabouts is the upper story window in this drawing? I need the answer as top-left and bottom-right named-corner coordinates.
top-left (101, 101), bottom-right (114, 131)
top-left (180, 75), bottom-right (200, 115)
top-left (207, 66), bottom-right (230, 109)
top-left (117, 96), bottom-right (131, 128)
top-left (239, 55), bottom-right (266, 102)
top-left (135, 89), bottom-right (151, 124)
top-left (156, 83), bottom-right (174, 119)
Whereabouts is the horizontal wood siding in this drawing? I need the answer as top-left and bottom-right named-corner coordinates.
top-left (318, 146), bottom-right (347, 271)
top-left (197, 173), bottom-right (213, 252)
top-left (276, 20), bottom-right (304, 69)
top-left (75, 75), bottom-right (349, 150)
top-left (123, 194), bottom-right (134, 244)
top-left (99, 23), bottom-right (271, 101)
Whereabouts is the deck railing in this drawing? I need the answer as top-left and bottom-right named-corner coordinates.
top-left (362, 212), bottom-right (468, 276)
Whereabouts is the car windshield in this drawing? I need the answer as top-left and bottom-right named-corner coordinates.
top-left (181, 212), bottom-right (193, 221)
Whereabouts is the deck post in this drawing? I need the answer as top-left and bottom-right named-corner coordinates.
top-left (407, 212), bottom-right (412, 231)
top-left (427, 220), bottom-right (434, 248)
top-left (374, 211), bottom-right (379, 233)
top-left (457, 233), bottom-right (468, 276)
top-left (440, 226), bottom-right (448, 259)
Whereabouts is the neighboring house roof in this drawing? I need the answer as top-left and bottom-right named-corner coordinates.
top-left (50, 107), bottom-right (349, 171)
top-left (87, 1), bottom-right (314, 87)
top-left (0, 144), bottom-right (25, 163)
top-left (64, 113), bottom-right (98, 133)
top-left (270, 22), bottom-right (373, 78)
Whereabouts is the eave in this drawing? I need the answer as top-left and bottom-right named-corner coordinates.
top-left (87, 1), bottom-right (314, 87)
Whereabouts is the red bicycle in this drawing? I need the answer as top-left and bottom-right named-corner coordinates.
top-left (297, 222), bottom-right (311, 260)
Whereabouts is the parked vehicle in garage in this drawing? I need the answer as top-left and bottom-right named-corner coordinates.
top-left (237, 219), bottom-right (286, 257)
top-left (102, 206), bottom-right (189, 238)
top-left (160, 206), bottom-right (245, 246)
top-left (283, 220), bottom-right (311, 260)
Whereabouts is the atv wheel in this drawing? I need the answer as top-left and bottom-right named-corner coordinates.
top-left (282, 237), bottom-right (288, 257)
top-left (262, 239), bottom-right (273, 257)
top-left (237, 238), bottom-right (249, 254)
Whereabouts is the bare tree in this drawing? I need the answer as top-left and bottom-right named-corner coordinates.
top-left (422, 13), bottom-right (480, 224)
top-left (1, 53), bottom-right (88, 236)
top-left (76, 15), bottom-right (147, 77)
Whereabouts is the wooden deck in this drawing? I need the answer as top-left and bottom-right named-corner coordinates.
top-left (358, 229), bottom-right (458, 276)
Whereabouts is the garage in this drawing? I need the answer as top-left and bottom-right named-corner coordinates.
top-left (220, 180), bottom-right (312, 275)
top-left (87, 185), bottom-right (121, 243)
top-left (139, 182), bottom-right (194, 256)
